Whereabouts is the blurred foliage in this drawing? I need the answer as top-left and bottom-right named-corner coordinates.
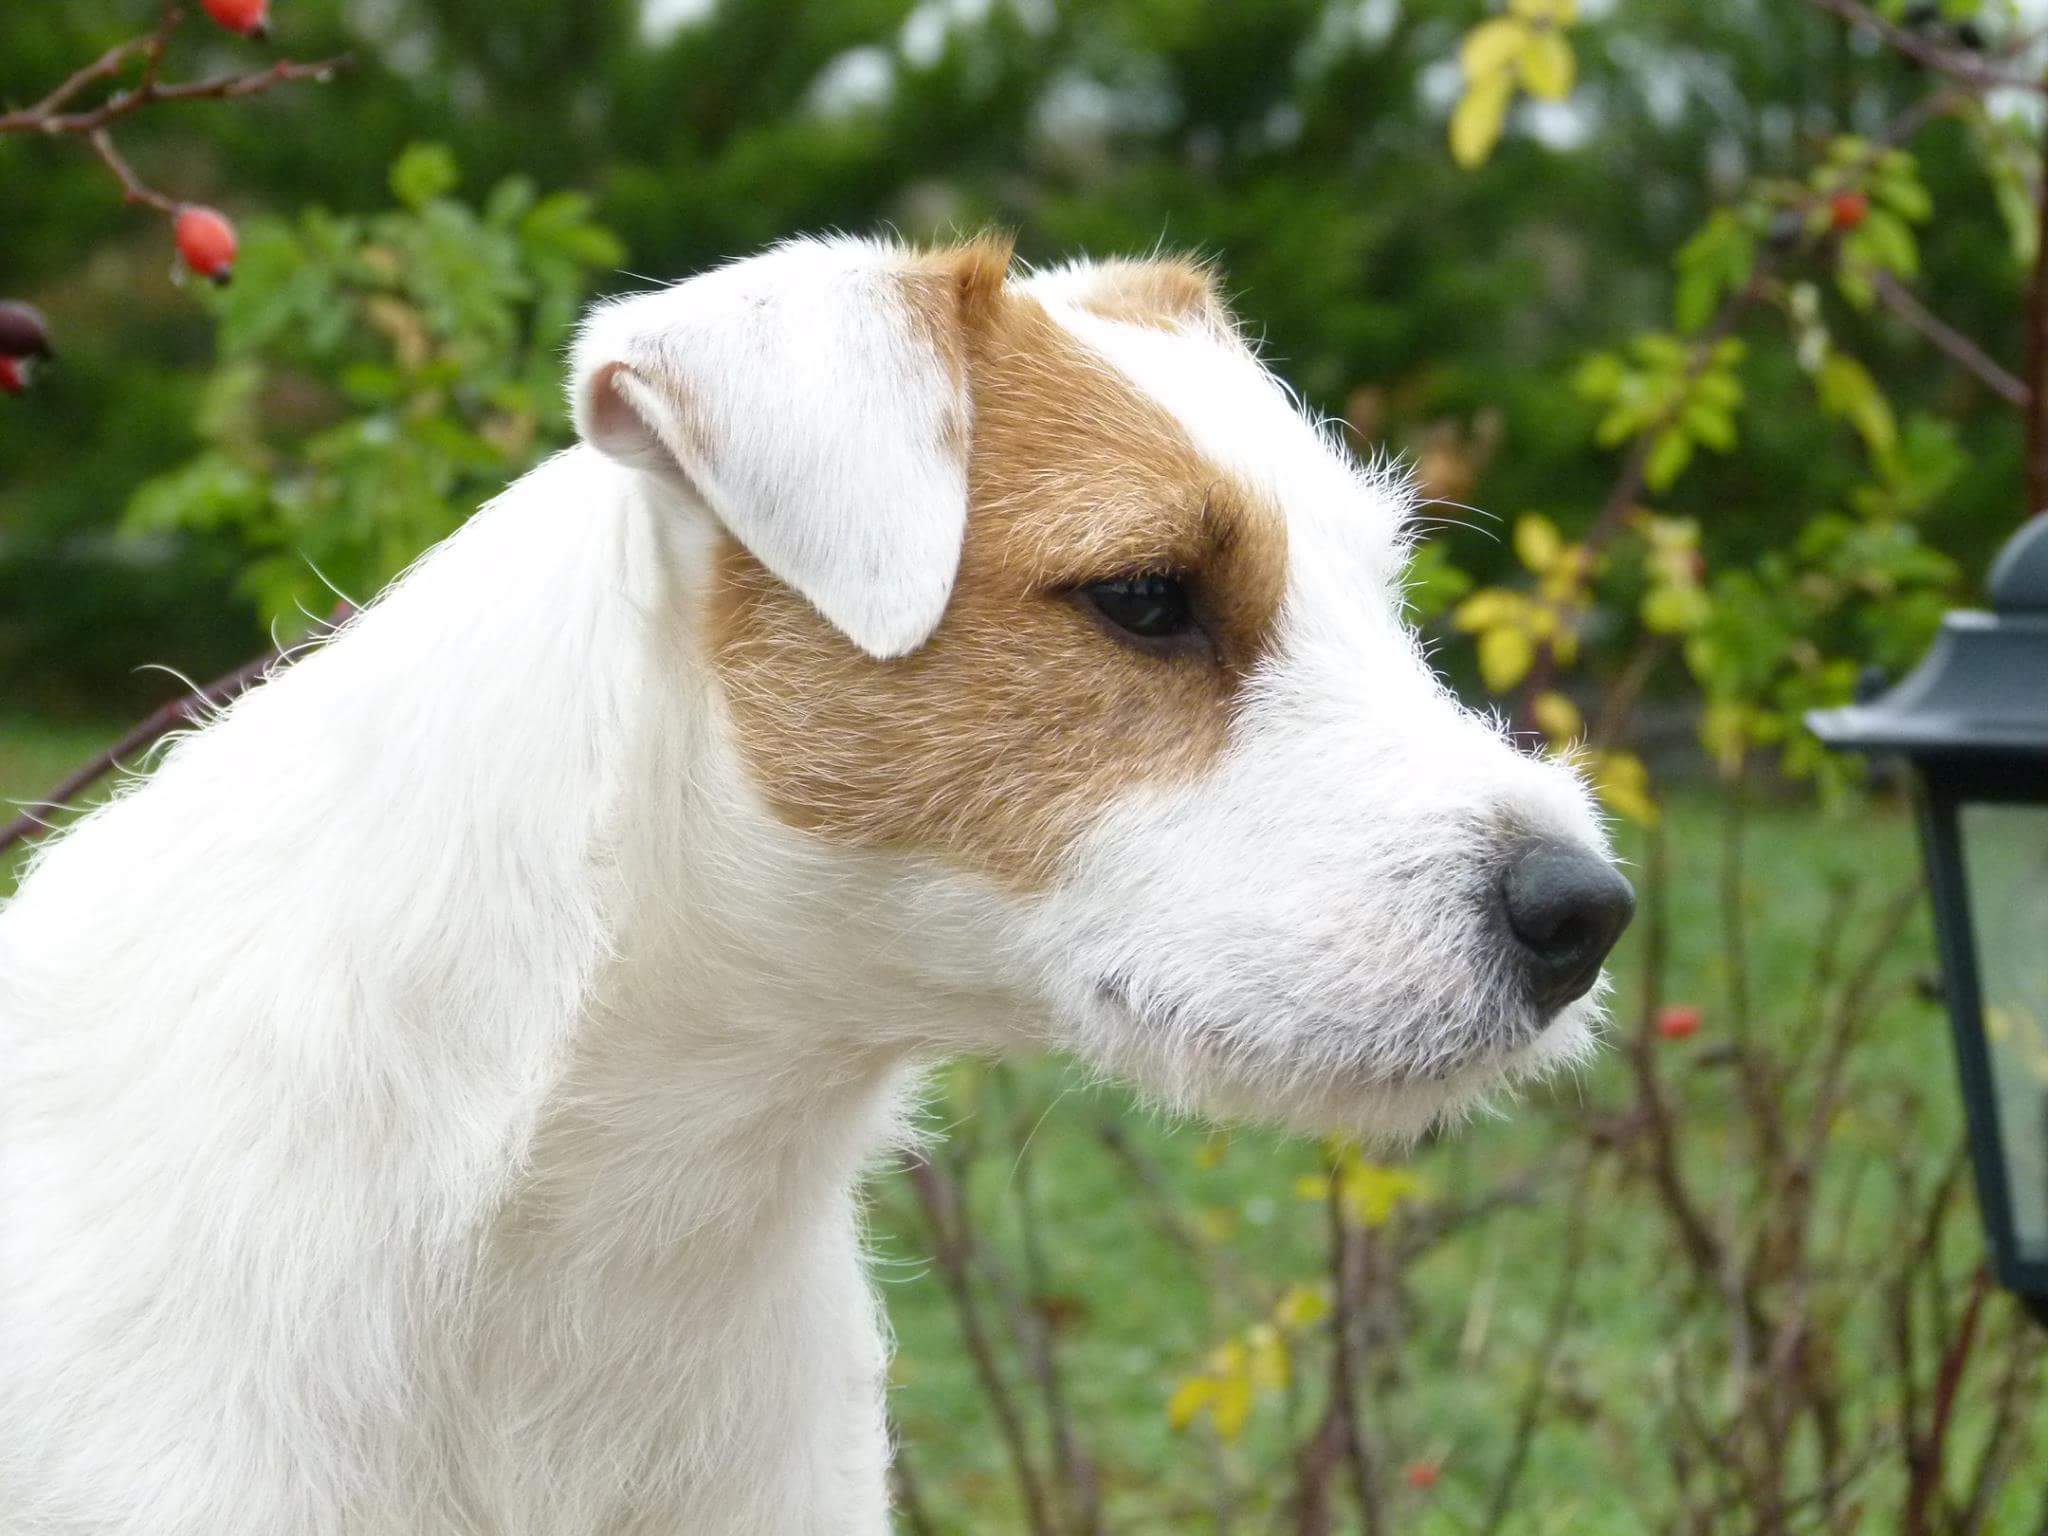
top-left (6, 4), bottom-right (2047, 1529)
top-left (1, 0), bottom-right (2034, 717)
top-left (125, 145), bottom-right (621, 626)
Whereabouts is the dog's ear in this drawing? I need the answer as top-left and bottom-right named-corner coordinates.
top-left (1038, 255), bottom-right (1235, 335)
top-left (573, 235), bottom-right (1011, 659)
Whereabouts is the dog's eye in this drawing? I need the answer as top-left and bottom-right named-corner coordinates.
top-left (1076, 573), bottom-right (1202, 647)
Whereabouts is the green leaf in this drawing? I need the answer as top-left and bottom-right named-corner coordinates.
top-left (1816, 352), bottom-right (1898, 458)
top-left (1674, 210), bottom-right (1756, 333)
top-left (1645, 426), bottom-right (1694, 491)
top-left (391, 143), bottom-right (461, 211)
top-left (1574, 351), bottom-right (1625, 400)
top-left (1856, 208), bottom-right (1919, 278)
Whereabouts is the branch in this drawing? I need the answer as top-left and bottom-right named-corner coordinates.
top-left (1804, 0), bottom-right (2047, 95)
top-left (1478, 1160), bottom-right (1594, 1536)
top-left (1324, 1171), bottom-right (1384, 1536)
top-left (1871, 269), bottom-right (2030, 407)
top-left (0, 8), bottom-right (348, 236)
top-left (898, 1152), bottom-right (1057, 1536)
top-left (87, 129), bottom-right (176, 215)
top-left (0, 55), bottom-right (350, 139)
top-left (2026, 115), bottom-right (2048, 518)
top-left (1903, 1267), bottom-right (1991, 1536)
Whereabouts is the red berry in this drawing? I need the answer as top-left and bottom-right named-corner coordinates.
top-left (202, 0), bottom-right (270, 37)
top-left (0, 301), bottom-right (53, 360)
top-left (1404, 1460), bottom-right (1441, 1491)
top-left (1656, 1005), bottom-right (1702, 1041)
top-left (1829, 192), bottom-right (1869, 232)
top-left (175, 206), bottom-right (238, 285)
top-left (0, 356), bottom-right (23, 395)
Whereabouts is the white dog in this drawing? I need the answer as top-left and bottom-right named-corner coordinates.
top-left (0, 235), bottom-right (1631, 1534)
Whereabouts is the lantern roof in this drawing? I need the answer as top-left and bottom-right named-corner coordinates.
top-left (1808, 516), bottom-right (2048, 762)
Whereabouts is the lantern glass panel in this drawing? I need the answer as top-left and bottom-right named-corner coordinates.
top-left (1961, 801), bottom-right (2048, 1265)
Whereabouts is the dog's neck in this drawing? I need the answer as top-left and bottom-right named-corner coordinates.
top-left (423, 453), bottom-right (928, 1276)
top-left (345, 448), bottom-right (976, 1520)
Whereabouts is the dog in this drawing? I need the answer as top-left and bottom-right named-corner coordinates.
top-left (0, 234), bottom-right (1632, 1534)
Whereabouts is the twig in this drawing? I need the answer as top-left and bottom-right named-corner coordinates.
top-left (13, 33), bottom-right (162, 122)
top-left (899, 1151), bottom-right (1057, 1536)
top-left (87, 128), bottom-right (176, 215)
top-left (0, 8), bottom-right (348, 235)
top-left (998, 1077), bottom-right (1101, 1536)
top-left (2027, 93), bottom-right (2048, 518)
top-left (1324, 1172), bottom-right (1384, 1536)
top-left (1477, 1158), bottom-right (1595, 1535)
top-left (1621, 820), bottom-right (1725, 1281)
top-left (1903, 1267), bottom-right (1991, 1536)
top-left (1804, 0), bottom-right (2047, 95)
top-left (1870, 269), bottom-right (2030, 407)
top-left (0, 48), bottom-right (349, 138)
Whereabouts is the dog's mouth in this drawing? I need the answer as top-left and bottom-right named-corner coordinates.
top-left (1085, 972), bottom-right (1580, 1095)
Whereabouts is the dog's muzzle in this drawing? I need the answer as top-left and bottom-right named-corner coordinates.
top-left (1499, 839), bottom-right (1636, 1015)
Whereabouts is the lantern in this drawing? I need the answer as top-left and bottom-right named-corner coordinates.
top-left (1809, 517), bottom-right (2048, 1323)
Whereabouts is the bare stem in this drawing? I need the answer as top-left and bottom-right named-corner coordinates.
top-left (1804, 0), bottom-right (2046, 95)
top-left (0, 8), bottom-right (348, 229)
top-left (87, 129), bottom-right (176, 215)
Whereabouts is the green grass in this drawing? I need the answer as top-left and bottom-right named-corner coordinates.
top-left (2, 715), bottom-right (2027, 1531)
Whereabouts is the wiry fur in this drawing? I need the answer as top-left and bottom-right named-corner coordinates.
top-left (0, 235), bottom-right (1613, 1534)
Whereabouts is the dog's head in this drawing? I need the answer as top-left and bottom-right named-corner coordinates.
top-left (573, 235), bottom-right (1632, 1138)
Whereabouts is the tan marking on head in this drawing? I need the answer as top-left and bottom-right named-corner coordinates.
top-left (708, 241), bottom-right (1287, 886)
top-left (1065, 256), bottom-right (1234, 334)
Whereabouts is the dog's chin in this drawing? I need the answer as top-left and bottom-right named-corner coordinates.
top-left (1067, 987), bottom-right (1604, 1147)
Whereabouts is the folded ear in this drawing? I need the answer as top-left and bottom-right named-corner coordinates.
top-left (572, 234), bottom-right (1012, 659)
top-left (1027, 254), bottom-right (1236, 335)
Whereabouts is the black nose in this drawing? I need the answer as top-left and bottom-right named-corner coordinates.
top-left (1500, 839), bottom-right (1636, 1013)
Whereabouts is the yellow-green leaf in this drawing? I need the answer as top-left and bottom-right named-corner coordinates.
top-left (1594, 750), bottom-right (1659, 826)
top-left (1275, 1284), bottom-right (1332, 1331)
top-left (1460, 17), bottom-right (1529, 79)
top-left (1531, 689), bottom-right (1583, 742)
top-left (1450, 73), bottom-right (1514, 169)
top-left (1510, 0), bottom-right (1576, 21)
top-left (1210, 1373), bottom-right (1254, 1440)
top-left (1337, 1161), bottom-right (1426, 1228)
top-left (1167, 1376), bottom-right (1217, 1431)
top-left (1514, 513), bottom-right (1564, 573)
top-left (1518, 30), bottom-right (1575, 99)
top-left (1641, 584), bottom-right (1710, 635)
top-left (1246, 1325), bottom-right (1290, 1392)
top-left (1479, 625), bottom-right (1537, 693)
top-left (1453, 587), bottom-right (1526, 632)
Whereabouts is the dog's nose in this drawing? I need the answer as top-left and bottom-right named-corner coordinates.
top-left (1500, 839), bottom-right (1635, 1013)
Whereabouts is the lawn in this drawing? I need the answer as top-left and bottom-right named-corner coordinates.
top-left (3, 713), bottom-right (2025, 1532)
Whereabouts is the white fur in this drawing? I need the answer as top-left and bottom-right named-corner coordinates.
top-left (0, 236), bottom-right (1612, 1534)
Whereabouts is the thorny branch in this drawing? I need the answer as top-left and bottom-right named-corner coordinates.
top-left (0, 7), bottom-right (348, 226)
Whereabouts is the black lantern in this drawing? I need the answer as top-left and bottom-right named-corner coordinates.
top-left (1809, 516), bottom-right (2048, 1324)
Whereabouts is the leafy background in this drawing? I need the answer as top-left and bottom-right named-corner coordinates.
top-left (5, 1), bottom-right (2047, 1531)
